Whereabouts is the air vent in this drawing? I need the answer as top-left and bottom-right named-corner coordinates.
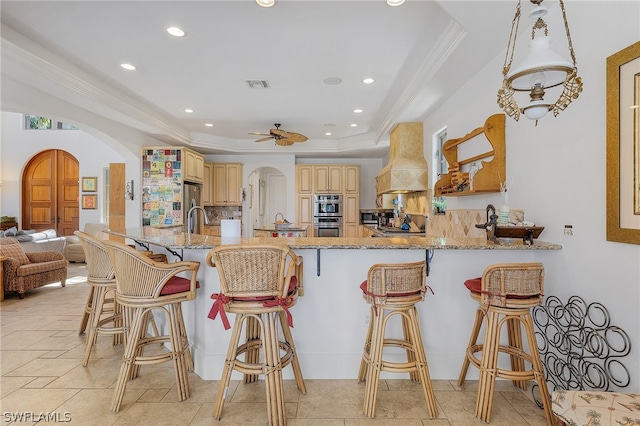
top-left (245, 80), bottom-right (270, 89)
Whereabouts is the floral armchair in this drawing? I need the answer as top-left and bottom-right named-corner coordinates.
top-left (1, 237), bottom-right (67, 298)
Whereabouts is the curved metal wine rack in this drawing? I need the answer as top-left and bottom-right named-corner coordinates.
top-left (531, 295), bottom-right (631, 407)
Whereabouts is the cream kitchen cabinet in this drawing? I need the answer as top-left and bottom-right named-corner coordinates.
top-left (202, 162), bottom-right (213, 206)
top-left (202, 225), bottom-right (220, 236)
top-left (296, 194), bottom-right (314, 237)
top-left (344, 165), bottom-right (359, 194)
top-left (212, 163), bottom-right (243, 206)
top-left (183, 148), bottom-right (205, 183)
top-left (314, 165), bottom-right (343, 194)
top-left (344, 194), bottom-right (360, 237)
top-left (296, 165), bottom-right (313, 194)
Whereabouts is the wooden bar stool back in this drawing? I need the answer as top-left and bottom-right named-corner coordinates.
top-left (357, 260), bottom-right (438, 419)
top-left (103, 240), bottom-right (199, 413)
top-left (457, 262), bottom-right (554, 424)
top-left (74, 231), bottom-right (123, 367)
top-left (206, 244), bottom-right (305, 426)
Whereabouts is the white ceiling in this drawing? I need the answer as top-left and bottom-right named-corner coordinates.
top-left (0, 0), bottom-right (519, 158)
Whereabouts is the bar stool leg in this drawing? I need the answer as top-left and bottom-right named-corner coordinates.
top-left (111, 306), bottom-right (146, 413)
top-left (402, 314), bottom-right (418, 382)
top-left (475, 308), bottom-right (501, 422)
top-left (523, 312), bottom-right (554, 425)
top-left (278, 311), bottom-right (306, 394)
top-left (79, 286), bottom-right (95, 335)
top-left (507, 317), bottom-right (527, 390)
top-left (458, 306), bottom-right (485, 386)
top-left (263, 312), bottom-right (285, 426)
top-left (363, 308), bottom-right (385, 418)
top-left (244, 316), bottom-right (261, 384)
top-left (357, 306), bottom-right (375, 383)
top-left (82, 285), bottom-right (107, 366)
top-left (406, 306), bottom-right (438, 418)
top-left (213, 313), bottom-right (245, 420)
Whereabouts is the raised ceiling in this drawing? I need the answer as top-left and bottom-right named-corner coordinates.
top-left (0, 1), bottom-right (516, 158)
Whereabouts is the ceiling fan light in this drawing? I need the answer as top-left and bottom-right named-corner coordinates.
top-left (256, 0), bottom-right (275, 7)
top-left (507, 35), bottom-right (574, 90)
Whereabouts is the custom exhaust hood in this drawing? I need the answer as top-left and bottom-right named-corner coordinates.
top-left (376, 122), bottom-right (429, 194)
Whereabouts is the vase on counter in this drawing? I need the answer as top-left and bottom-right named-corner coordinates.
top-left (498, 205), bottom-right (510, 226)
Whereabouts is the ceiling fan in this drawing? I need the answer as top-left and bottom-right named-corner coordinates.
top-left (249, 123), bottom-right (308, 146)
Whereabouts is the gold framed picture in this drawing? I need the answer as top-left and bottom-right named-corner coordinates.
top-left (82, 176), bottom-right (97, 192)
top-left (81, 194), bottom-right (97, 210)
top-left (606, 41), bottom-right (640, 245)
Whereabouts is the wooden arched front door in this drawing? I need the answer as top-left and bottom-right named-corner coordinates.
top-left (22, 149), bottom-right (79, 236)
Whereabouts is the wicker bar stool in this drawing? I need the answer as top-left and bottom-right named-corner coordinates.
top-left (357, 261), bottom-right (438, 419)
top-left (74, 231), bottom-right (124, 366)
top-left (103, 240), bottom-right (200, 413)
top-left (206, 244), bottom-right (306, 426)
top-left (457, 262), bottom-right (554, 424)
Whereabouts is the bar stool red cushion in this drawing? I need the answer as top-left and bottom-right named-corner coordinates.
top-left (160, 276), bottom-right (200, 295)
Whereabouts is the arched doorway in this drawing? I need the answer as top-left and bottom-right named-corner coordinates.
top-left (246, 167), bottom-right (287, 236)
top-left (22, 149), bottom-right (79, 236)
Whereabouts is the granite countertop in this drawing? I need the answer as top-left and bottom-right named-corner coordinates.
top-left (105, 227), bottom-right (562, 251)
top-left (254, 225), bottom-right (309, 231)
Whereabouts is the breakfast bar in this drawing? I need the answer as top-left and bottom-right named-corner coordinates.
top-left (106, 227), bottom-right (562, 381)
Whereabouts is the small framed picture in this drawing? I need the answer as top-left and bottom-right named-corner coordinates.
top-left (82, 194), bottom-right (97, 209)
top-left (82, 177), bottom-right (97, 192)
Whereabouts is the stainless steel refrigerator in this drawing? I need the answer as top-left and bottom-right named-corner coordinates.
top-left (183, 182), bottom-right (202, 234)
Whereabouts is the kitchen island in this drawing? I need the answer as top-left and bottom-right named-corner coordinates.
top-left (106, 227), bottom-right (562, 381)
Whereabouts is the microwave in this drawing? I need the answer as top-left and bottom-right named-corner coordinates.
top-left (360, 211), bottom-right (378, 224)
top-left (314, 194), bottom-right (342, 217)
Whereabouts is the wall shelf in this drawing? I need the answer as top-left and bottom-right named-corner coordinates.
top-left (434, 114), bottom-right (505, 197)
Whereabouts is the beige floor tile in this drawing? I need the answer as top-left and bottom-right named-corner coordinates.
top-left (46, 358), bottom-right (120, 389)
top-left (296, 379), bottom-right (364, 419)
top-left (1, 350), bottom-right (48, 374)
top-left (112, 401), bottom-right (201, 426)
top-left (5, 357), bottom-right (82, 378)
top-left (191, 401), bottom-right (269, 425)
top-left (0, 330), bottom-right (58, 350)
top-left (23, 376), bottom-right (57, 388)
top-left (0, 376), bottom-right (36, 398)
top-left (55, 388), bottom-right (146, 426)
top-left (0, 388), bottom-right (80, 414)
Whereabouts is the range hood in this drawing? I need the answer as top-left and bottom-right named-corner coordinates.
top-left (376, 122), bottom-right (429, 194)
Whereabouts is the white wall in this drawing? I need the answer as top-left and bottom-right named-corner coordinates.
top-left (423, 1), bottom-right (640, 391)
top-left (0, 111), bottom-right (142, 229)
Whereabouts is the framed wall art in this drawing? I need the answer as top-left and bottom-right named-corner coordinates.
top-left (81, 194), bottom-right (97, 210)
top-left (82, 176), bottom-right (97, 192)
top-left (606, 41), bottom-right (640, 244)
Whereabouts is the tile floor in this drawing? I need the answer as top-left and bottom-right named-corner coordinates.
top-left (1, 263), bottom-right (550, 425)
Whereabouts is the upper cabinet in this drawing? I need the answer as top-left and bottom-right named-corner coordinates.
top-left (296, 165), bottom-right (314, 194)
top-left (434, 114), bottom-right (505, 197)
top-left (314, 165), bottom-right (343, 193)
top-left (202, 162), bottom-right (214, 206)
top-left (183, 148), bottom-right (205, 183)
top-left (344, 165), bottom-right (359, 194)
top-left (212, 163), bottom-right (243, 206)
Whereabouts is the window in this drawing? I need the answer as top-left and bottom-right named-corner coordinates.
top-left (24, 114), bottom-right (77, 130)
top-left (432, 126), bottom-right (448, 188)
top-left (25, 115), bottom-right (51, 129)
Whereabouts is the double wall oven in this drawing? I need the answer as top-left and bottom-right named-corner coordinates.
top-left (313, 194), bottom-right (342, 237)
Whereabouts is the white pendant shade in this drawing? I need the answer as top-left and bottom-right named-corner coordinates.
top-left (522, 100), bottom-right (551, 121)
top-left (507, 35), bottom-right (574, 90)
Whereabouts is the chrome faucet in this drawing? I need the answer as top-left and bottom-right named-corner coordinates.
top-left (475, 204), bottom-right (498, 240)
top-left (187, 206), bottom-right (209, 234)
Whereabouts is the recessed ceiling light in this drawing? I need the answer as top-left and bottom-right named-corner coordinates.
top-left (350, 123), bottom-right (358, 127)
top-left (120, 63), bottom-right (136, 71)
top-left (387, 0), bottom-right (405, 6)
top-left (324, 77), bottom-right (342, 85)
top-left (184, 108), bottom-right (194, 113)
top-left (325, 132), bottom-right (332, 136)
top-left (362, 78), bottom-right (375, 84)
top-left (167, 27), bottom-right (185, 37)
top-left (256, 0), bottom-right (275, 7)
top-left (205, 123), bottom-right (214, 127)
top-left (354, 108), bottom-right (363, 113)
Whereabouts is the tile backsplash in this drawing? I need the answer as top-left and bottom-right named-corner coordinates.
top-left (427, 209), bottom-right (525, 238)
top-left (204, 206), bottom-right (242, 225)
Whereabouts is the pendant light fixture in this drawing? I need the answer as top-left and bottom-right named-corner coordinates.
top-left (497, 0), bottom-right (583, 124)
